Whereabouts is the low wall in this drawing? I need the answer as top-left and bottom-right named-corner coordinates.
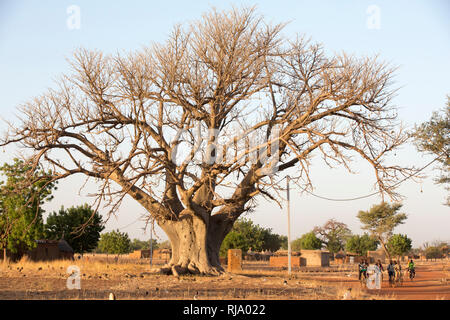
top-left (228, 249), bottom-right (242, 272)
top-left (269, 256), bottom-right (305, 267)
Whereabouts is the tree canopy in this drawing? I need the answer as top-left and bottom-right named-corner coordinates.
top-left (220, 218), bottom-right (285, 256)
top-left (0, 7), bottom-right (413, 275)
top-left (345, 233), bottom-right (379, 256)
top-left (291, 232), bottom-right (322, 251)
top-left (412, 96), bottom-right (449, 205)
top-left (97, 230), bottom-right (131, 255)
top-left (0, 159), bottom-right (56, 256)
top-left (44, 204), bottom-right (105, 254)
top-left (313, 219), bottom-right (351, 254)
top-left (357, 202), bottom-right (407, 259)
top-left (387, 233), bottom-right (412, 258)
top-left (130, 238), bottom-right (159, 251)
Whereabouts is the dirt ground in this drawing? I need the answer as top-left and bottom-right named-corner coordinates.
top-left (297, 262), bottom-right (450, 300)
top-left (0, 258), bottom-right (448, 300)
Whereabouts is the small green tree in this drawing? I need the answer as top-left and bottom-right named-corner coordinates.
top-left (357, 202), bottom-right (407, 259)
top-left (220, 219), bottom-right (262, 256)
top-left (278, 235), bottom-right (288, 250)
top-left (130, 238), bottom-right (158, 251)
top-left (261, 230), bottom-right (286, 252)
top-left (45, 204), bottom-right (104, 254)
top-left (220, 218), bottom-right (284, 256)
top-left (97, 230), bottom-right (131, 255)
top-left (0, 159), bottom-right (56, 260)
top-left (387, 234), bottom-right (412, 258)
top-left (345, 233), bottom-right (379, 256)
top-left (292, 232), bottom-right (322, 251)
top-left (425, 246), bottom-right (443, 260)
top-left (291, 238), bottom-right (302, 251)
top-left (412, 96), bottom-right (449, 206)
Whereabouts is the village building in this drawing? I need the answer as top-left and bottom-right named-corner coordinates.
top-left (300, 250), bottom-right (331, 267)
top-left (334, 252), bottom-right (346, 265)
top-left (1, 239), bottom-right (74, 262)
top-left (344, 252), bottom-right (366, 264)
top-left (26, 239), bottom-right (74, 261)
top-left (269, 250), bottom-right (330, 267)
top-left (129, 248), bottom-right (171, 263)
top-left (269, 251), bottom-right (305, 267)
top-left (367, 249), bottom-right (386, 263)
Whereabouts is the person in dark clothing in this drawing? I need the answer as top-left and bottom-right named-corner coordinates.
top-left (387, 260), bottom-right (395, 286)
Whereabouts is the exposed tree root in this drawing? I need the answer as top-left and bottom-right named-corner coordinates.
top-left (149, 263), bottom-right (224, 276)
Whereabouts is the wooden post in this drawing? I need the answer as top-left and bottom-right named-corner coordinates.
top-left (149, 218), bottom-right (154, 267)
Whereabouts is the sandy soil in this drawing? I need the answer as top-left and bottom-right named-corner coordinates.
top-left (0, 259), bottom-right (448, 300)
top-left (296, 262), bottom-right (450, 300)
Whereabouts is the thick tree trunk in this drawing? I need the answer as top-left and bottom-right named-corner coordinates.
top-left (379, 238), bottom-right (391, 261)
top-left (2, 248), bottom-right (8, 265)
top-left (154, 211), bottom-right (234, 276)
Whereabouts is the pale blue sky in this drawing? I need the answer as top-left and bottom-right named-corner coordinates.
top-left (0, 1), bottom-right (449, 247)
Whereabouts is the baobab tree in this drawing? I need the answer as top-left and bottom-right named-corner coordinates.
top-left (1, 7), bottom-right (413, 275)
top-left (313, 219), bottom-right (352, 254)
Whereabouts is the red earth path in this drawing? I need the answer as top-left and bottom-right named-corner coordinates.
top-left (329, 263), bottom-right (449, 300)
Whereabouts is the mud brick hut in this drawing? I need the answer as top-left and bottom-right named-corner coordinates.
top-left (57, 239), bottom-right (74, 260)
top-left (300, 250), bottom-right (331, 267)
top-left (344, 252), bottom-right (366, 264)
top-left (367, 249), bottom-right (386, 263)
top-left (26, 239), bottom-right (74, 261)
top-left (26, 240), bottom-right (60, 261)
top-left (334, 252), bottom-right (346, 265)
top-left (129, 249), bottom-right (149, 259)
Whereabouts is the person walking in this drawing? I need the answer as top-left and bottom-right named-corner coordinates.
top-left (387, 260), bottom-right (395, 286)
top-left (376, 259), bottom-right (384, 282)
top-left (407, 259), bottom-right (416, 280)
top-left (358, 259), bottom-right (368, 287)
top-left (393, 260), bottom-right (402, 286)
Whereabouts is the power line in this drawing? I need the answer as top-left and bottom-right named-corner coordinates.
top-left (289, 154), bottom-right (442, 202)
top-left (116, 216), bottom-right (142, 230)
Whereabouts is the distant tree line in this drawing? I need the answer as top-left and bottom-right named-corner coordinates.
top-left (0, 159), bottom-right (446, 260)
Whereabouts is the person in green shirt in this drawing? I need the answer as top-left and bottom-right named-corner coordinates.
top-left (407, 259), bottom-right (416, 279)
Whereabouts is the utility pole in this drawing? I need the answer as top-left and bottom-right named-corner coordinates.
top-left (149, 218), bottom-right (154, 267)
top-left (286, 175), bottom-right (292, 277)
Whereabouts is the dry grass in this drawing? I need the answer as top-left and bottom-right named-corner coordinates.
top-left (1, 258), bottom-right (448, 300)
